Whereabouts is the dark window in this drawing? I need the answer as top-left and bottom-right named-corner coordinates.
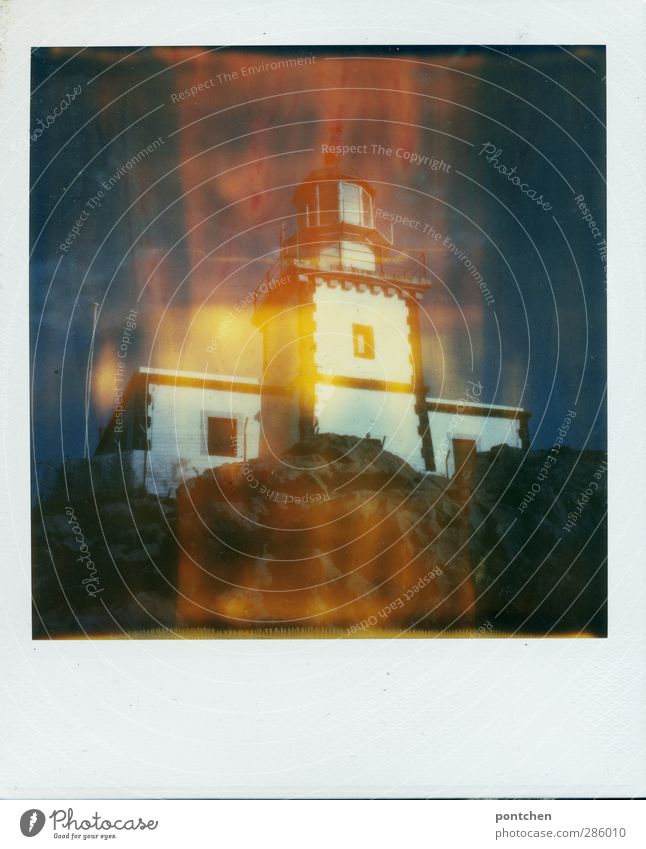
top-left (352, 323), bottom-right (375, 359)
top-left (207, 416), bottom-right (237, 456)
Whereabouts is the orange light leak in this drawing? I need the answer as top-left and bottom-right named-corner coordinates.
top-left (80, 48), bottom-right (495, 408)
top-left (130, 49), bottom-right (489, 631)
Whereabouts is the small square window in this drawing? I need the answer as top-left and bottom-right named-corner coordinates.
top-left (206, 416), bottom-right (237, 456)
top-left (352, 323), bottom-right (375, 359)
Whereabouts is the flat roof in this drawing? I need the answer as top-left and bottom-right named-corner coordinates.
top-left (426, 396), bottom-right (530, 419)
top-left (139, 366), bottom-right (259, 385)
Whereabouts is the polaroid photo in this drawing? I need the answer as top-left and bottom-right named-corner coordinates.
top-left (1, 0), bottom-right (644, 802)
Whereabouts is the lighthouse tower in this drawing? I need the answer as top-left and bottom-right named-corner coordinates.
top-left (254, 155), bottom-right (435, 472)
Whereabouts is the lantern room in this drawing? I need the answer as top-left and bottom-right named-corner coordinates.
top-left (283, 161), bottom-right (389, 274)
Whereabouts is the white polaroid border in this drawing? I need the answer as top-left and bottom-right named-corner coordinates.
top-left (1, 0), bottom-right (644, 799)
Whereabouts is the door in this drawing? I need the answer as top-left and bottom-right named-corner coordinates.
top-left (452, 438), bottom-right (477, 481)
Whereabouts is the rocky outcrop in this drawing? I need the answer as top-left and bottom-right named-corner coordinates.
top-left (32, 436), bottom-right (607, 637)
top-left (468, 444), bottom-right (607, 635)
top-left (175, 433), bottom-right (476, 631)
top-left (32, 473), bottom-right (178, 637)
top-left (174, 435), bottom-right (606, 635)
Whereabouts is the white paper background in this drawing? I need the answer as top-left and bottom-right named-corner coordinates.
top-left (1, 0), bottom-right (644, 798)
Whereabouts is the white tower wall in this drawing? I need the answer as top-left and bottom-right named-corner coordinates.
top-left (312, 280), bottom-right (415, 385)
top-left (315, 384), bottom-right (426, 471)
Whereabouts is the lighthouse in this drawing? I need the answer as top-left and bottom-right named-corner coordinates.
top-left (95, 156), bottom-right (530, 495)
top-left (254, 154), bottom-right (435, 472)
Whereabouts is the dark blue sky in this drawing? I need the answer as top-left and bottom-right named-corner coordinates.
top-left (30, 45), bottom-right (606, 484)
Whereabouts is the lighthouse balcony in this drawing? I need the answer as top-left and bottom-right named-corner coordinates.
top-left (254, 252), bottom-right (431, 310)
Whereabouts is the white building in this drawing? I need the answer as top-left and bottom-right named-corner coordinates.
top-left (95, 158), bottom-right (530, 496)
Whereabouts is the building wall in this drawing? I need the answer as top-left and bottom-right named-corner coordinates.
top-left (315, 384), bottom-right (426, 471)
top-left (260, 290), bottom-right (302, 388)
top-left (258, 388), bottom-right (302, 458)
top-left (99, 398), bottom-right (524, 493)
top-left (428, 409), bottom-right (523, 478)
top-left (258, 281), bottom-right (310, 457)
top-left (146, 383), bottom-right (261, 497)
top-left (312, 281), bottom-right (414, 385)
top-left (96, 381), bottom-right (146, 453)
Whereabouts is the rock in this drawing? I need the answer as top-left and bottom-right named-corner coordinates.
top-left (32, 435), bottom-right (606, 637)
top-left (469, 446), bottom-right (607, 634)
top-left (175, 434), bottom-right (475, 631)
top-left (31, 491), bottom-right (178, 638)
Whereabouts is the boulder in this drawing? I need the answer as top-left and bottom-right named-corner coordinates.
top-left (175, 433), bottom-right (475, 631)
top-left (32, 436), bottom-right (607, 637)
